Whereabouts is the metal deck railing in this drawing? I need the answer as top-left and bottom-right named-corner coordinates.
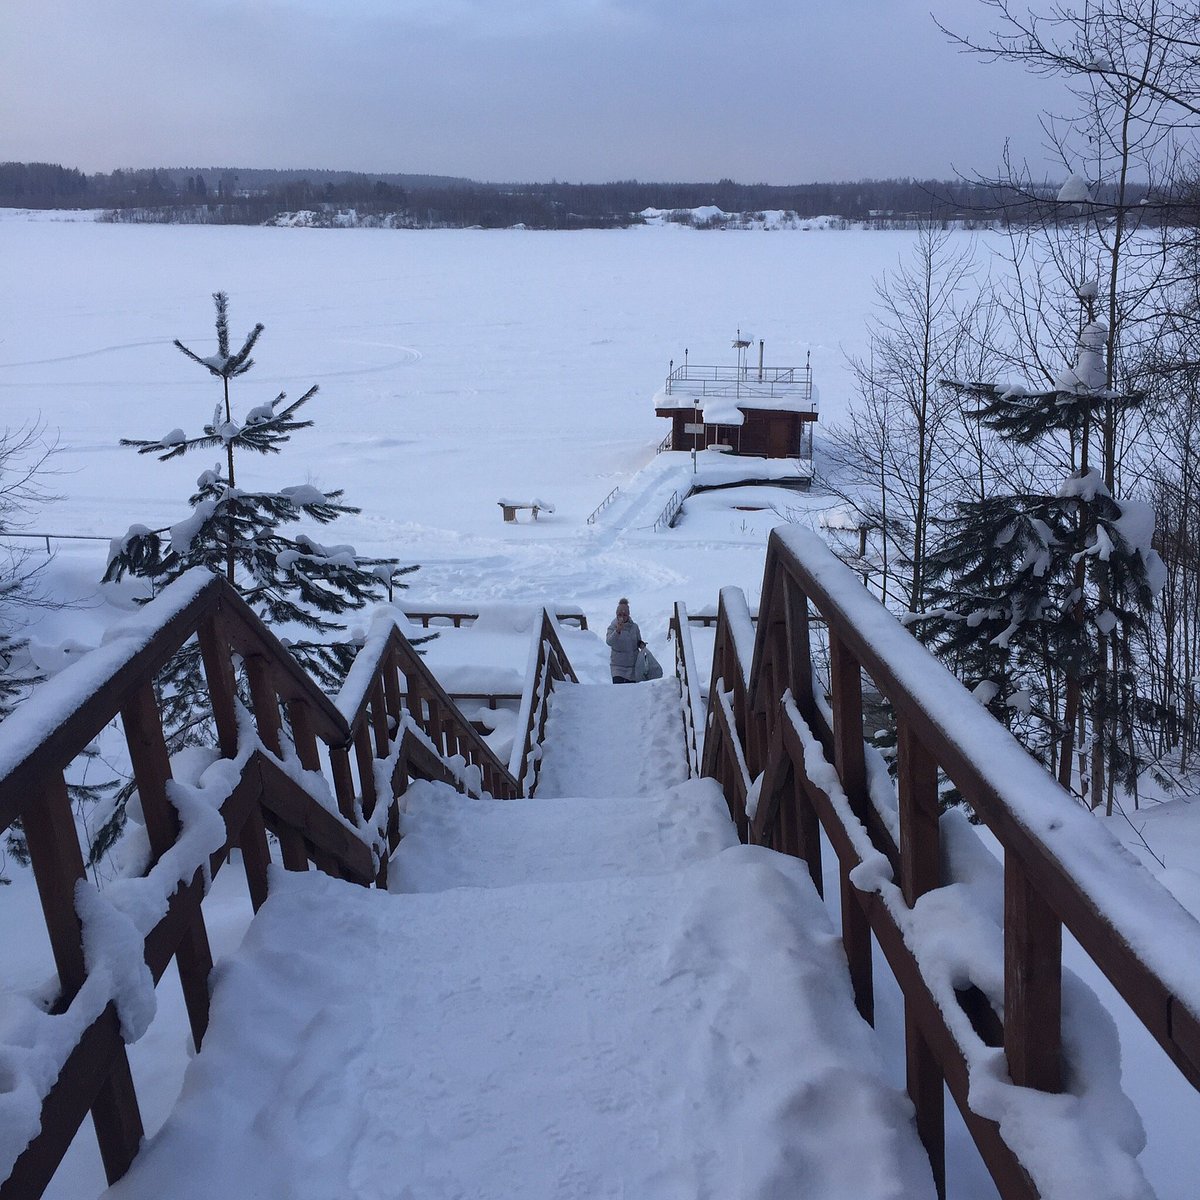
top-left (663, 361), bottom-right (816, 412)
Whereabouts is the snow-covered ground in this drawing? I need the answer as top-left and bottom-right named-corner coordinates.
top-left (2, 213), bottom-right (1199, 1197)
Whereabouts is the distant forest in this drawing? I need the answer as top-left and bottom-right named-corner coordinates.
top-left (0, 161), bottom-right (1148, 229)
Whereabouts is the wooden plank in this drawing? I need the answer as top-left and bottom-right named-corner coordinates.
top-left (245, 655), bottom-right (308, 873)
top-left (781, 718), bottom-right (824, 898)
top-left (0, 1005), bottom-right (126, 1200)
top-left (215, 589), bottom-right (346, 742)
top-left (121, 682), bottom-right (213, 1049)
top-left (401, 728), bottom-right (460, 789)
top-left (354, 722), bottom-right (379, 819)
top-left (829, 633), bottom-right (873, 1025)
top-left (896, 718), bottom-right (945, 1193)
top-left (783, 573), bottom-right (815, 721)
top-left (382, 647), bottom-right (403, 724)
top-left (22, 773), bottom-right (145, 1185)
top-left (0, 577), bottom-right (223, 829)
top-left (330, 745), bottom-right (359, 823)
top-left (369, 678), bottom-right (391, 758)
top-left (287, 699), bottom-right (323, 773)
top-left (197, 613), bottom-right (240, 758)
top-left (239, 802), bottom-right (273, 912)
top-left (23, 774), bottom-right (89, 995)
top-left (749, 717), bottom-right (788, 846)
top-left (906, 1001), bottom-right (946, 1200)
top-left (897, 720), bottom-right (940, 905)
top-left (1005, 854), bottom-right (1062, 1094)
top-left (256, 756), bottom-right (376, 884)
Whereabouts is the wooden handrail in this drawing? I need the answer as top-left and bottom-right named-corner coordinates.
top-left (667, 602), bottom-right (703, 776)
top-left (339, 610), bottom-right (519, 801)
top-left (0, 571), bottom-right (528, 1199)
top-left (403, 607), bottom-right (588, 630)
top-left (701, 526), bottom-right (1200, 1200)
top-left (510, 609), bottom-right (578, 795)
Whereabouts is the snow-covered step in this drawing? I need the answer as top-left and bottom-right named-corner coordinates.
top-left (103, 851), bottom-right (936, 1200)
top-left (389, 777), bottom-right (737, 893)
top-left (534, 677), bottom-right (689, 798)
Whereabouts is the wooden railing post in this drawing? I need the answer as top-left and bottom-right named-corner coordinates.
top-left (829, 632), bottom-right (874, 1025)
top-left (1005, 855), bottom-right (1062, 1094)
top-left (330, 745), bottom-right (359, 824)
top-left (354, 723), bottom-right (379, 820)
top-left (783, 574), bottom-right (814, 722)
top-left (369, 678), bottom-right (390, 757)
top-left (198, 615), bottom-right (270, 911)
top-left (382, 647), bottom-right (403, 725)
top-left (244, 654), bottom-right (308, 873)
top-left (23, 773), bottom-right (145, 1184)
top-left (122, 682), bottom-right (215, 1050)
top-left (897, 719), bottom-right (945, 1197)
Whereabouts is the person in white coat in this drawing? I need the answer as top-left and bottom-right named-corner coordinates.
top-left (606, 597), bottom-right (644, 684)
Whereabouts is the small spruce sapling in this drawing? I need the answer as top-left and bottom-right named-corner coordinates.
top-left (106, 292), bottom-right (420, 748)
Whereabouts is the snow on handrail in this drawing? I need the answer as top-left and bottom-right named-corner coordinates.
top-left (509, 609), bottom-right (577, 794)
top-left (669, 601), bottom-right (704, 776)
top-left (701, 523), bottom-right (1200, 1200)
top-left (0, 569), bottom-right (520, 1198)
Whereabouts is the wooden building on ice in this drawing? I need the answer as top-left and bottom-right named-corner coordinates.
top-left (654, 336), bottom-right (818, 460)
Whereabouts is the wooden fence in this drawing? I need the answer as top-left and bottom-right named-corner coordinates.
top-left (402, 607), bottom-right (588, 630)
top-left (696, 527), bottom-right (1200, 1200)
top-left (667, 602), bottom-right (704, 777)
top-left (509, 610), bottom-right (578, 796)
top-left (0, 570), bottom-right (522, 1200)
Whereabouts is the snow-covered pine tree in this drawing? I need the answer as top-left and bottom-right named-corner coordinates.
top-left (105, 292), bottom-right (419, 749)
top-left (921, 310), bottom-right (1166, 810)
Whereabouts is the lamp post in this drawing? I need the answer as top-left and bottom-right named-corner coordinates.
top-left (692, 397), bottom-right (700, 474)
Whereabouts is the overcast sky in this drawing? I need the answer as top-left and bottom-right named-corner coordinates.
top-left (2, 0), bottom-right (1071, 183)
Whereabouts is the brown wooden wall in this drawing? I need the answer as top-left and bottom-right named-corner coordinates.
top-left (657, 407), bottom-right (816, 459)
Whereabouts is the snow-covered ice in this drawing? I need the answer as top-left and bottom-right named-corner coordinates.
top-left (2, 215), bottom-right (1199, 1197)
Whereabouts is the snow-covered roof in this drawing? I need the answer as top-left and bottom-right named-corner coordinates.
top-left (653, 382), bottom-right (820, 418)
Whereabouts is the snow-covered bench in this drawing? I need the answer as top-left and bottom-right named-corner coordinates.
top-left (498, 498), bottom-right (555, 523)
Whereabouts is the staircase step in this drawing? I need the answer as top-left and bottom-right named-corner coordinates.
top-left (390, 777), bottom-right (737, 893)
top-left (535, 678), bottom-right (689, 798)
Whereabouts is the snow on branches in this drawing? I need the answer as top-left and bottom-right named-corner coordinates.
top-left (106, 292), bottom-right (421, 700)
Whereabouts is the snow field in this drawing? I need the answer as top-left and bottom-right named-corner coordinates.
top-left (2, 215), bottom-right (1198, 1196)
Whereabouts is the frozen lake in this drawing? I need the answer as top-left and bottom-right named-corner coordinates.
top-left (3, 214), bottom-right (1199, 1200)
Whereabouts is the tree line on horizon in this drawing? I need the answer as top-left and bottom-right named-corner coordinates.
top-left (0, 160), bottom-right (1156, 229)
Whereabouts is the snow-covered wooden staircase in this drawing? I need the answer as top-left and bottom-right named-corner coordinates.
top-left (8, 530), bottom-right (1200, 1200)
top-left (98, 675), bottom-right (938, 1200)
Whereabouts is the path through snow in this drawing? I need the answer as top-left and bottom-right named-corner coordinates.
top-left (534, 677), bottom-right (689, 798)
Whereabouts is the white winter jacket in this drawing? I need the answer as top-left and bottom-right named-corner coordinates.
top-left (606, 619), bottom-right (642, 681)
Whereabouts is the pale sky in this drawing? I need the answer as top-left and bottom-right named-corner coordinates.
top-left (1, 0), bottom-right (1069, 183)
